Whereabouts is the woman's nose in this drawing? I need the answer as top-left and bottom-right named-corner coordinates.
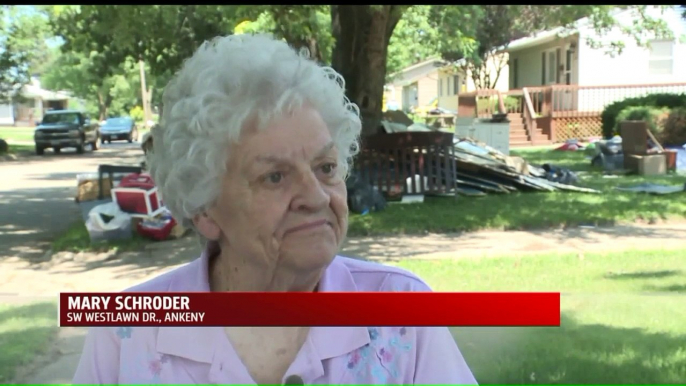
top-left (290, 170), bottom-right (330, 212)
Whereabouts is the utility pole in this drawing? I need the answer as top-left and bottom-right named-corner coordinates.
top-left (138, 59), bottom-right (152, 127)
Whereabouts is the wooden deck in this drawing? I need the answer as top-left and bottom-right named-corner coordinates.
top-left (458, 82), bottom-right (686, 144)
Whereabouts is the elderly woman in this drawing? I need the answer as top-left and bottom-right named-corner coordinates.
top-left (73, 34), bottom-right (477, 385)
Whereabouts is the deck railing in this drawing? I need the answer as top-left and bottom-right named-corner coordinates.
top-left (457, 82), bottom-right (686, 141)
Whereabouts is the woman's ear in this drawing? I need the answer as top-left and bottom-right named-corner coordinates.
top-left (192, 211), bottom-right (222, 241)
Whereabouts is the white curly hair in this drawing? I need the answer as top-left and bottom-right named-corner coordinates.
top-left (147, 34), bottom-right (362, 229)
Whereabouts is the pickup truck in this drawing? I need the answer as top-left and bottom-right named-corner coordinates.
top-left (34, 110), bottom-right (100, 155)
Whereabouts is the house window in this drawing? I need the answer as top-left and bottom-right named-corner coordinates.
top-left (453, 75), bottom-right (459, 95)
top-left (547, 51), bottom-right (557, 84)
top-left (649, 40), bottom-right (673, 75)
top-left (439, 78), bottom-right (443, 96)
top-left (542, 49), bottom-right (559, 85)
top-left (565, 49), bottom-right (573, 85)
top-left (512, 58), bottom-right (519, 89)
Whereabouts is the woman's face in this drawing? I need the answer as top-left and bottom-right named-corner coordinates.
top-left (197, 105), bottom-right (349, 274)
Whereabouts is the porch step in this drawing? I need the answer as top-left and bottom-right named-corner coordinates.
top-left (510, 123), bottom-right (525, 131)
top-left (510, 129), bottom-right (528, 136)
top-left (511, 141), bottom-right (535, 147)
top-left (508, 118), bottom-right (524, 125)
top-left (510, 134), bottom-right (530, 142)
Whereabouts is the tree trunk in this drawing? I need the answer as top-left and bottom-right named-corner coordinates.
top-left (331, 5), bottom-right (404, 137)
top-left (96, 91), bottom-right (108, 121)
top-left (96, 90), bottom-right (113, 121)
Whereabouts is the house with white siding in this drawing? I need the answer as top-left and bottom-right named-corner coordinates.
top-left (470, 5), bottom-right (686, 145)
top-left (384, 58), bottom-right (442, 113)
top-left (507, 6), bottom-right (686, 112)
top-left (0, 76), bottom-right (71, 126)
top-left (437, 53), bottom-right (509, 112)
top-left (384, 55), bottom-right (509, 114)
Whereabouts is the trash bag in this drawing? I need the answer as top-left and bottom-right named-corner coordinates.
top-left (541, 164), bottom-right (579, 185)
top-left (85, 202), bottom-right (133, 242)
top-left (346, 172), bottom-right (387, 214)
top-left (88, 202), bottom-right (131, 231)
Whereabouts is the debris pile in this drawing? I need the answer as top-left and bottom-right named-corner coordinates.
top-left (375, 111), bottom-right (600, 197)
top-left (452, 138), bottom-right (600, 196)
top-left (75, 168), bottom-right (188, 243)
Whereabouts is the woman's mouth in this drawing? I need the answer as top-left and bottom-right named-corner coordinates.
top-left (285, 219), bottom-right (330, 235)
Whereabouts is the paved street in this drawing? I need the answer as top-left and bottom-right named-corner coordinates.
top-left (0, 141), bottom-right (144, 286)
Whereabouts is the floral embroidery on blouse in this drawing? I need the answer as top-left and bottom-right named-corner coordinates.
top-left (148, 354), bottom-right (171, 378)
top-left (120, 348), bottom-right (169, 383)
top-left (346, 327), bottom-right (413, 383)
top-left (116, 327), bottom-right (133, 339)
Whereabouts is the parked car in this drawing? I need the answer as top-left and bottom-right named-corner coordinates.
top-left (34, 110), bottom-right (99, 155)
top-left (99, 117), bottom-right (139, 143)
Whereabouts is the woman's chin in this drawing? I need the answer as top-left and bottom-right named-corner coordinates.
top-left (280, 239), bottom-right (338, 269)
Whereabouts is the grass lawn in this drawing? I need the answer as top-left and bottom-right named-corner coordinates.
top-left (391, 248), bottom-right (686, 384)
top-left (348, 148), bottom-right (686, 236)
top-left (52, 220), bottom-right (154, 253)
top-left (0, 126), bottom-right (35, 142)
top-left (7, 143), bottom-right (33, 155)
top-left (0, 302), bottom-right (58, 383)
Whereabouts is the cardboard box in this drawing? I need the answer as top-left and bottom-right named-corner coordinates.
top-left (76, 174), bottom-right (112, 202)
top-left (620, 121), bottom-right (649, 155)
top-left (629, 154), bottom-right (667, 176)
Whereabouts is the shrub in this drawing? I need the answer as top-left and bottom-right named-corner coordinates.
top-left (615, 106), bottom-right (669, 138)
top-left (476, 96), bottom-right (520, 114)
top-left (129, 106), bottom-right (145, 125)
top-left (662, 107), bottom-right (686, 146)
top-left (601, 93), bottom-right (686, 138)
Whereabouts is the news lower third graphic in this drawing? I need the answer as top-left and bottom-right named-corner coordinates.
top-left (64, 295), bottom-right (204, 324)
top-left (59, 292), bottom-right (561, 327)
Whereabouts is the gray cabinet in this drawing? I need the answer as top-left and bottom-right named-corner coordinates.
top-left (454, 120), bottom-right (510, 155)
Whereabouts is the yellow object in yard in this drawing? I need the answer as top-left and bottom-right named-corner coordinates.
top-left (413, 98), bottom-right (438, 115)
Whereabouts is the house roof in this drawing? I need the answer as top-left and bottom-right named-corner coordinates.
top-left (506, 27), bottom-right (569, 52)
top-left (388, 57), bottom-right (446, 87)
top-left (22, 84), bottom-right (70, 101)
top-left (505, 7), bottom-right (628, 52)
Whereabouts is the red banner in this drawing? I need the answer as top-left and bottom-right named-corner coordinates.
top-left (59, 292), bottom-right (560, 327)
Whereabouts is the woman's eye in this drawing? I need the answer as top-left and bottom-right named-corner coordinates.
top-left (267, 172), bottom-right (283, 184)
top-left (321, 163), bottom-right (337, 175)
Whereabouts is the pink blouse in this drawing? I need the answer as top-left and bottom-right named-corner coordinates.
top-left (73, 253), bottom-right (478, 384)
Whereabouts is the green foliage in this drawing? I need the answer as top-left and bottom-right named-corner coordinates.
top-left (129, 105), bottom-right (145, 124)
top-left (233, 6), bottom-right (334, 64)
top-left (662, 107), bottom-right (686, 146)
top-left (0, 6), bottom-right (53, 102)
top-left (476, 96), bottom-right (520, 113)
top-left (601, 93), bottom-right (686, 138)
top-left (615, 105), bottom-right (669, 137)
top-left (386, 6), bottom-right (440, 77)
top-left (51, 6), bottom-right (242, 79)
top-left (42, 52), bottom-right (143, 119)
top-left (44, 5), bottom-right (681, 136)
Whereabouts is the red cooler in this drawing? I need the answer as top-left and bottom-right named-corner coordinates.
top-left (112, 173), bottom-right (164, 217)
